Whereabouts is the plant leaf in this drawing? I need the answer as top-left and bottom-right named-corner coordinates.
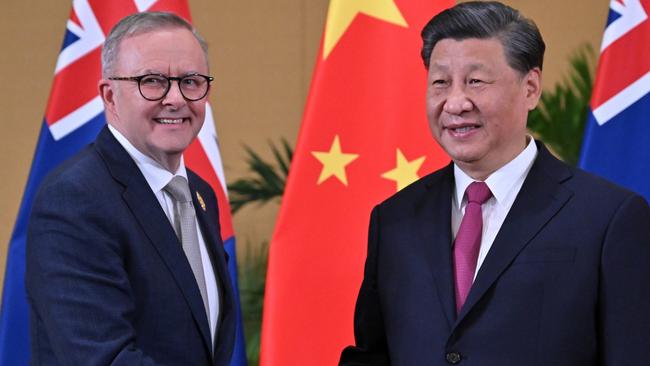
top-left (227, 139), bottom-right (294, 213)
top-left (527, 44), bottom-right (595, 166)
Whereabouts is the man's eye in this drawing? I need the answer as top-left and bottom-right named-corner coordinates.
top-left (182, 78), bottom-right (198, 86)
top-left (431, 79), bottom-right (447, 86)
top-left (468, 79), bottom-right (483, 85)
top-left (141, 76), bottom-right (166, 86)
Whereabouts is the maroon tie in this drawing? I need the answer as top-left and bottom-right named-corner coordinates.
top-left (453, 181), bottom-right (492, 313)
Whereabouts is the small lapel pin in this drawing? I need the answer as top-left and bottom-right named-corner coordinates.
top-left (196, 191), bottom-right (207, 211)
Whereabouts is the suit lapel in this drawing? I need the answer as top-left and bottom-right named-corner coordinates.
top-left (455, 143), bottom-right (574, 324)
top-left (94, 127), bottom-right (213, 354)
top-left (188, 173), bottom-right (236, 365)
top-left (416, 164), bottom-right (457, 329)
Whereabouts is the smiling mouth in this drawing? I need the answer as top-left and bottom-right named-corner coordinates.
top-left (447, 124), bottom-right (481, 134)
top-left (452, 126), bottom-right (476, 133)
top-left (155, 118), bottom-right (185, 125)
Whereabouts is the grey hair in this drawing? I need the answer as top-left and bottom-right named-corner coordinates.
top-left (101, 11), bottom-right (208, 77)
top-left (420, 1), bottom-right (545, 75)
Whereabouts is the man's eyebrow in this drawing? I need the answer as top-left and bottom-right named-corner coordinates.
top-left (135, 70), bottom-right (204, 76)
top-left (137, 69), bottom-right (163, 75)
top-left (465, 63), bottom-right (489, 72)
top-left (429, 63), bottom-right (490, 73)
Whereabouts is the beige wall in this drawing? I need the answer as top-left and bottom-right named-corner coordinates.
top-left (0, 0), bottom-right (608, 293)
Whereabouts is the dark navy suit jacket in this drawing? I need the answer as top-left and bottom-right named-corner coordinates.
top-left (340, 142), bottom-right (650, 365)
top-left (26, 126), bottom-right (235, 365)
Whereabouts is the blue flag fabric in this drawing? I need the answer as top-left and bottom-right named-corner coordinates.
top-left (579, 0), bottom-right (650, 202)
top-left (0, 2), bottom-right (247, 365)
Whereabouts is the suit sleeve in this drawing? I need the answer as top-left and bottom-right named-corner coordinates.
top-left (25, 178), bottom-right (166, 366)
top-left (339, 206), bottom-right (390, 365)
top-left (599, 194), bottom-right (650, 363)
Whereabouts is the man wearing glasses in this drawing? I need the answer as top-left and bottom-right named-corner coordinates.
top-left (25, 12), bottom-right (235, 366)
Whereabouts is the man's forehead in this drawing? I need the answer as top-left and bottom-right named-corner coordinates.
top-left (114, 28), bottom-right (208, 68)
top-left (431, 37), bottom-right (504, 51)
top-left (428, 38), bottom-right (506, 67)
top-left (118, 27), bottom-right (194, 47)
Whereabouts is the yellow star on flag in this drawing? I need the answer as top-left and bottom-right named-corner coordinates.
top-left (323, 0), bottom-right (408, 59)
top-left (381, 149), bottom-right (426, 191)
top-left (312, 135), bottom-right (359, 186)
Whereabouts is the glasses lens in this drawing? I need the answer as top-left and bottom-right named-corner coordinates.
top-left (180, 75), bottom-right (210, 101)
top-left (138, 75), bottom-right (169, 100)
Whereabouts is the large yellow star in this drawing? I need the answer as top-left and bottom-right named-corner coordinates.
top-left (381, 149), bottom-right (426, 191)
top-left (323, 0), bottom-right (408, 59)
top-left (312, 135), bottom-right (360, 186)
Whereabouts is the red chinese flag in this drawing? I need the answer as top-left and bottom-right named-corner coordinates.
top-left (260, 1), bottom-right (453, 364)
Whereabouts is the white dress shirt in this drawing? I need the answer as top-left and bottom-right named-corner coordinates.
top-left (452, 137), bottom-right (538, 280)
top-left (108, 125), bottom-right (219, 345)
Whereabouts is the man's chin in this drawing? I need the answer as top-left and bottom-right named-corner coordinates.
top-left (444, 145), bottom-right (483, 165)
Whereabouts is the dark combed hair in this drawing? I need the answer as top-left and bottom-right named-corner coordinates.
top-left (420, 1), bottom-right (545, 74)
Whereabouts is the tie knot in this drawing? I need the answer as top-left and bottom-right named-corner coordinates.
top-left (466, 181), bottom-right (492, 205)
top-left (164, 176), bottom-right (192, 203)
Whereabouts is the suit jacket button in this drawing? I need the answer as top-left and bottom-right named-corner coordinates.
top-left (446, 351), bottom-right (462, 364)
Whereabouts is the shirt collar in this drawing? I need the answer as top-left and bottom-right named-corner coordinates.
top-left (454, 137), bottom-right (538, 208)
top-left (107, 124), bottom-right (188, 194)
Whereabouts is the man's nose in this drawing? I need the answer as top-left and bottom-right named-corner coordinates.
top-left (162, 81), bottom-right (186, 106)
top-left (443, 85), bottom-right (473, 115)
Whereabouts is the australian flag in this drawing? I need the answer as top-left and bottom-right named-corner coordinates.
top-left (0, 1), bottom-right (247, 365)
top-left (580, 0), bottom-right (650, 202)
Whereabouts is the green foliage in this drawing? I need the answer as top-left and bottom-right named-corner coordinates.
top-left (228, 138), bottom-right (293, 364)
top-left (238, 241), bottom-right (268, 365)
top-left (527, 45), bottom-right (595, 166)
top-left (227, 139), bottom-right (293, 214)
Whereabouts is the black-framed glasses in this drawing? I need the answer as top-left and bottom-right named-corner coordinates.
top-left (109, 73), bottom-right (214, 101)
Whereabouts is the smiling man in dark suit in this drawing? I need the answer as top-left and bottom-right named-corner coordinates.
top-left (26, 12), bottom-right (235, 365)
top-left (340, 2), bottom-right (650, 365)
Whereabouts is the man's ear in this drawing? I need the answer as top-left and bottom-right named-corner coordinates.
top-left (98, 79), bottom-right (118, 118)
top-left (524, 67), bottom-right (542, 111)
